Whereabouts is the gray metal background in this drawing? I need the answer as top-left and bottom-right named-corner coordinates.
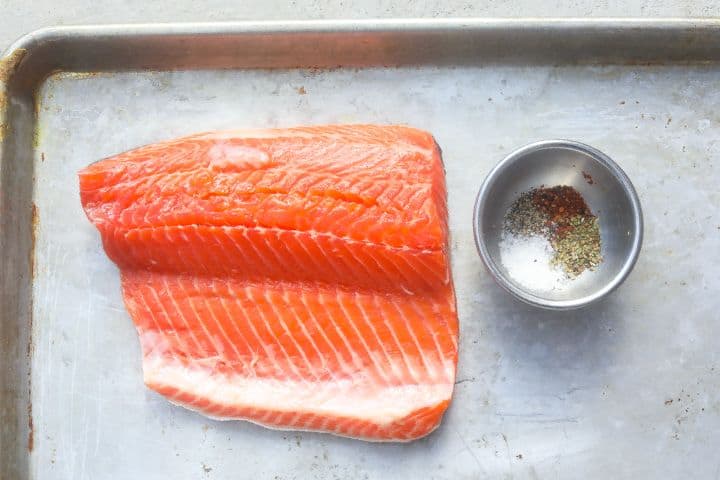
top-left (1, 21), bottom-right (719, 480)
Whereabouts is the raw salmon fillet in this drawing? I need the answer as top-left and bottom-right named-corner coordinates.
top-left (79, 124), bottom-right (458, 441)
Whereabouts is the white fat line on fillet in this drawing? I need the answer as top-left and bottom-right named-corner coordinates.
top-left (407, 299), bottom-right (446, 382)
top-left (161, 275), bottom-right (215, 409)
top-left (386, 246), bottom-right (434, 291)
top-left (315, 291), bottom-right (366, 375)
top-left (234, 228), bottom-right (276, 272)
top-left (334, 291), bottom-right (392, 387)
top-left (262, 286), bottom-right (319, 383)
top-left (217, 400), bottom-right (239, 418)
top-left (406, 418), bottom-right (426, 440)
top-left (307, 232), bottom-right (349, 282)
top-left (120, 228), bottom-right (146, 269)
top-left (189, 223), bottom-right (231, 267)
top-left (145, 361), bottom-right (450, 437)
top-left (349, 418), bottom-right (370, 438)
top-left (312, 291), bottom-right (364, 377)
top-left (185, 279), bottom-right (230, 362)
top-left (172, 228), bottom-right (197, 272)
top-left (207, 226), bottom-right (253, 274)
top-left (315, 415), bottom-right (330, 432)
top-left (306, 291), bottom-right (362, 375)
top-left (405, 247), bottom-right (448, 286)
top-left (205, 262), bottom-right (265, 370)
top-left (243, 285), bottom-right (308, 385)
top-left (371, 294), bottom-right (419, 384)
top-left (336, 417), bottom-right (355, 436)
top-left (286, 412), bottom-right (302, 427)
top-left (296, 233), bottom-right (338, 279)
top-left (193, 276), bottom-right (249, 373)
top-left (177, 228), bottom-right (210, 275)
top-left (302, 413), bottom-right (316, 430)
top-left (269, 411), bottom-right (287, 426)
top-left (355, 420), bottom-right (375, 439)
top-left (229, 287), bottom-right (286, 382)
top-left (258, 228), bottom-right (293, 276)
top-left (133, 285), bottom-right (189, 380)
top-left (359, 238), bottom-right (416, 291)
top-left (129, 289), bottom-right (170, 360)
top-left (161, 275), bottom-right (209, 356)
top-left (293, 288), bottom-right (354, 380)
top-left (346, 239), bottom-right (405, 292)
top-left (351, 290), bottom-right (400, 383)
top-left (410, 404), bottom-right (441, 439)
top-left (125, 229), bottom-right (169, 271)
top-left (257, 408), bottom-right (275, 424)
top-left (333, 238), bottom-right (389, 290)
top-left (282, 289), bottom-right (337, 383)
top-left (388, 298), bottom-right (437, 382)
top-left (118, 225), bottom-right (441, 256)
top-left (292, 229), bottom-right (342, 284)
top-left (266, 230), bottom-right (297, 271)
top-left (432, 297), bottom-right (458, 354)
top-left (110, 225), bottom-right (125, 264)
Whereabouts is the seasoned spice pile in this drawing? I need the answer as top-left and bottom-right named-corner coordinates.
top-left (504, 185), bottom-right (602, 277)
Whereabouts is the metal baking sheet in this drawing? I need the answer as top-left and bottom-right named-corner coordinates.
top-left (2, 20), bottom-right (719, 480)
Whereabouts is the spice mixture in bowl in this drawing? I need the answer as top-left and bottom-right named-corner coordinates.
top-left (473, 140), bottom-right (643, 310)
top-left (502, 185), bottom-right (602, 289)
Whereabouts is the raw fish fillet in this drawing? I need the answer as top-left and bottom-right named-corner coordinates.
top-left (79, 125), bottom-right (458, 441)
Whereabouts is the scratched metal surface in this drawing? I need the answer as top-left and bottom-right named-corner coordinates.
top-left (31, 65), bottom-right (720, 480)
top-left (2, 21), bottom-right (720, 480)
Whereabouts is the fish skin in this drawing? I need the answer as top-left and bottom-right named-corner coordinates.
top-left (79, 124), bottom-right (458, 442)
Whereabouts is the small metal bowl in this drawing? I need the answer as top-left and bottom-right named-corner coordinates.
top-left (473, 140), bottom-right (643, 310)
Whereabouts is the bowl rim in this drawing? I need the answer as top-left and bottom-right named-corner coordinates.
top-left (472, 139), bottom-right (644, 310)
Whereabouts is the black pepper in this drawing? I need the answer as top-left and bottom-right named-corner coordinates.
top-left (504, 185), bottom-right (603, 277)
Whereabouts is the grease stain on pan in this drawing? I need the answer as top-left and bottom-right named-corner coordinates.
top-left (29, 203), bottom-right (38, 280)
top-left (0, 48), bottom-right (28, 89)
top-left (27, 397), bottom-right (33, 452)
top-left (27, 202), bottom-right (39, 453)
top-left (0, 48), bottom-right (27, 141)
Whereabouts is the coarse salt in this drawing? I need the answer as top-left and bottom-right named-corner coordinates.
top-left (499, 232), bottom-right (569, 292)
